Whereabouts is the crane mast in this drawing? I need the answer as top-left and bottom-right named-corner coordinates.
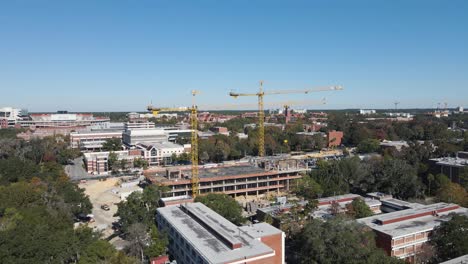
top-left (190, 90), bottom-right (199, 197)
top-left (258, 81), bottom-right (265, 157)
top-left (147, 90), bottom-right (200, 197)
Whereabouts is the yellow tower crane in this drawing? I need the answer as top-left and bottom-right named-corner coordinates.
top-left (147, 90), bottom-right (200, 197)
top-left (229, 82), bottom-right (342, 156)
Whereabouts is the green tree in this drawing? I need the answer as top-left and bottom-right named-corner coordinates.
top-left (144, 225), bottom-right (168, 259)
top-left (115, 185), bottom-right (167, 233)
top-left (290, 217), bottom-right (404, 264)
top-left (195, 193), bottom-right (244, 225)
top-left (294, 176), bottom-right (323, 200)
top-left (102, 138), bottom-right (122, 151)
top-left (430, 214), bottom-right (468, 262)
top-left (108, 152), bottom-right (118, 172)
top-left (370, 159), bottom-right (422, 199)
top-left (78, 239), bottom-right (117, 264)
top-left (133, 157), bottom-right (149, 169)
top-left (346, 198), bottom-right (373, 219)
top-left (357, 138), bottom-right (380, 153)
top-left (436, 182), bottom-right (468, 207)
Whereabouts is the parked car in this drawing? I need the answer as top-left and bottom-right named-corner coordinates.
top-left (101, 204), bottom-right (110, 211)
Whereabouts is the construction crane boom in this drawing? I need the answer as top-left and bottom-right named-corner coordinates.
top-left (229, 82), bottom-right (342, 157)
top-left (229, 85), bottom-right (342, 97)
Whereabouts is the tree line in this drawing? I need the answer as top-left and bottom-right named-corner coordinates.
top-left (0, 131), bottom-right (138, 263)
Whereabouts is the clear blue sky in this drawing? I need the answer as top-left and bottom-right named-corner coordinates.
top-left (1, 0), bottom-right (467, 112)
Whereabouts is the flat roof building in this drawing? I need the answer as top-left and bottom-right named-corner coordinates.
top-left (157, 202), bottom-right (284, 264)
top-left (430, 152), bottom-right (468, 185)
top-left (380, 140), bottom-right (409, 151)
top-left (70, 130), bottom-right (123, 151)
top-left (358, 203), bottom-right (468, 262)
top-left (440, 254), bottom-right (468, 264)
top-left (146, 158), bottom-right (307, 198)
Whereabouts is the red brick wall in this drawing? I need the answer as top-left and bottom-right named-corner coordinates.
top-left (328, 130), bottom-right (343, 147)
top-left (375, 231), bottom-right (392, 256)
top-left (254, 233), bottom-right (283, 264)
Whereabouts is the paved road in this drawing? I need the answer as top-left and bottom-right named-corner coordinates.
top-left (65, 157), bottom-right (89, 180)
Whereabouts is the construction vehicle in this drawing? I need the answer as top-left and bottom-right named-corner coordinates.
top-left (229, 81), bottom-right (342, 156)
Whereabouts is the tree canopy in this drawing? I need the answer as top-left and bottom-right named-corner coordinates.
top-left (102, 138), bottom-right (122, 151)
top-left (430, 214), bottom-right (468, 262)
top-left (346, 198), bottom-right (373, 219)
top-left (194, 193), bottom-right (244, 225)
top-left (289, 217), bottom-right (404, 264)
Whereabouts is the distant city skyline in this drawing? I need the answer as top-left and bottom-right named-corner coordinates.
top-left (1, 1), bottom-right (467, 112)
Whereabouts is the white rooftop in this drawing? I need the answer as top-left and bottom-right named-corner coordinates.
top-left (358, 203), bottom-right (468, 239)
top-left (430, 157), bottom-right (468, 167)
top-left (440, 254), bottom-right (468, 264)
top-left (157, 202), bottom-right (282, 264)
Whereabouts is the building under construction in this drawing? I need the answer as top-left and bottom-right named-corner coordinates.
top-left (145, 157), bottom-right (309, 198)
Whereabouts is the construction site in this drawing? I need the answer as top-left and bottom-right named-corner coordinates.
top-left (145, 157), bottom-right (309, 198)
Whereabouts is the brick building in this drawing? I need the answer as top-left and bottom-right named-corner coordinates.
top-left (358, 203), bottom-right (468, 262)
top-left (327, 130), bottom-right (343, 147)
top-left (157, 202), bottom-right (285, 264)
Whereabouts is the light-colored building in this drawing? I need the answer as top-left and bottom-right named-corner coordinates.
top-left (124, 122), bottom-right (156, 130)
top-left (122, 129), bottom-right (169, 146)
top-left (430, 151), bottom-right (468, 185)
top-left (70, 130), bottom-right (123, 151)
top-left (307, 194), bottom-right (381, 220)
top-left (0, 106), bottom-right (24, 128)
top-left (359, 109), bottom-right (376, 115)
top-left (157, 202), bottom-right (285, 264)
top-left (136, 142), bottom-right (186, 166)
top-left (358, 203), bottom-right (468, 262)
top-left (83, 150), bottom-right (142, 175)
top-left (20, 112), bottom-right (110, 128)
top-left (380, 140), bottom-right (409, 151)
top-left (122, 128), bottom-right (192, 146)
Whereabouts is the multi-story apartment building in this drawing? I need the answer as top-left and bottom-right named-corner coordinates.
top-left (157, 202), bottom-right (285, 264)
top-left (358, 203), bottom-right (468, 262)
top-left (146, 159), bottom-right (307, 197)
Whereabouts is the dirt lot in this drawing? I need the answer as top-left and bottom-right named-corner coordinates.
top-left (79, 178), bottom-right (121, 238)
